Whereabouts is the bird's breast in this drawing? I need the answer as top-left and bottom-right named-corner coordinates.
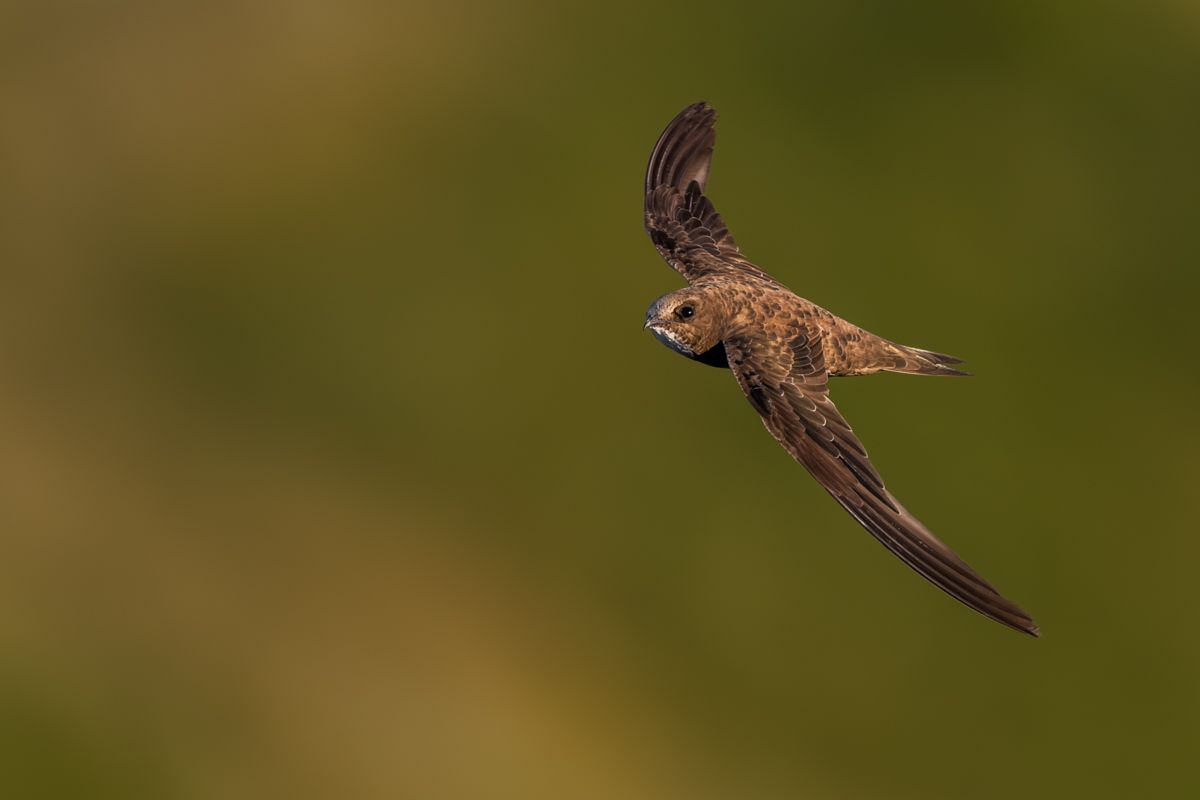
top-left (691, 341), bottom-right (730, 369)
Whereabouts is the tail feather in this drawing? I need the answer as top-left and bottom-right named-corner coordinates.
top-left (824, 317), bottom-right (971, 378)
top-left (912, 347), bottom-right (965, 366)
top-left (890, 345), bottom-right (972, 377)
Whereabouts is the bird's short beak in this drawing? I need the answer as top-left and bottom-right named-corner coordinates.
top-left (643, 318), bottom-right (661, 331)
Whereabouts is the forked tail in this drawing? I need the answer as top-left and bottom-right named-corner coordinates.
top-left (888, 344), bottom-right (971, 377)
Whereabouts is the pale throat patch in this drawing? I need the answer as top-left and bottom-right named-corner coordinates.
top-left (649, 325), bottom-right (694, 357)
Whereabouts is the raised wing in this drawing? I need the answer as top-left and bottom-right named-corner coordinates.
top-left (723, 322), bottom-right (1039, 636)
top-left (644, 103), bottom-right (776, 284)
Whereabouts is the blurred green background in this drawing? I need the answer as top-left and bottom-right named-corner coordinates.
top-left (3, 1), bottom-right (1199, 797)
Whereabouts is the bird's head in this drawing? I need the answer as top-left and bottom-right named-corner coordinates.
top-left (644, 288), bottom-right (722, 358)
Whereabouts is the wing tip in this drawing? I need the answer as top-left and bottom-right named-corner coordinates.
top-left (646, 102), bottom-right (720, 197)
top-left (989, 602), bottom-right (1040, 637)
top-left (676, 101), bottom-right (717, 142)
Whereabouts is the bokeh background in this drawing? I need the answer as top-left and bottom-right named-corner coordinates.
top-left (3, 1), bottom-right (1199, 797)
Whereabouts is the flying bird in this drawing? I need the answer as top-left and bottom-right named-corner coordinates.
top-left (643, 102), bottom-right (1038, 636)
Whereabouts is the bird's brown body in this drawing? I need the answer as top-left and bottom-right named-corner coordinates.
top-left (643, 103), bottom-right (1038, 636)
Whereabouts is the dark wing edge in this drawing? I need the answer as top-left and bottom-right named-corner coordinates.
top-left (724, 326), bottom-right (1040, 637)
top-left (644, 103), bottom-right (774, 283)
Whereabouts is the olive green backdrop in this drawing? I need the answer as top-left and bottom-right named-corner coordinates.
top-left (3, 1), bottom-right (1198, 797)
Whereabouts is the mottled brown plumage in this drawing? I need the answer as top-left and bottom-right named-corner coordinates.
top-left (643, 102), bottom-right (1038, 637)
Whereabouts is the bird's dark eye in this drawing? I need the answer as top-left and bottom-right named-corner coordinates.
top-left (677, 305), bottom-right (695, 319)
